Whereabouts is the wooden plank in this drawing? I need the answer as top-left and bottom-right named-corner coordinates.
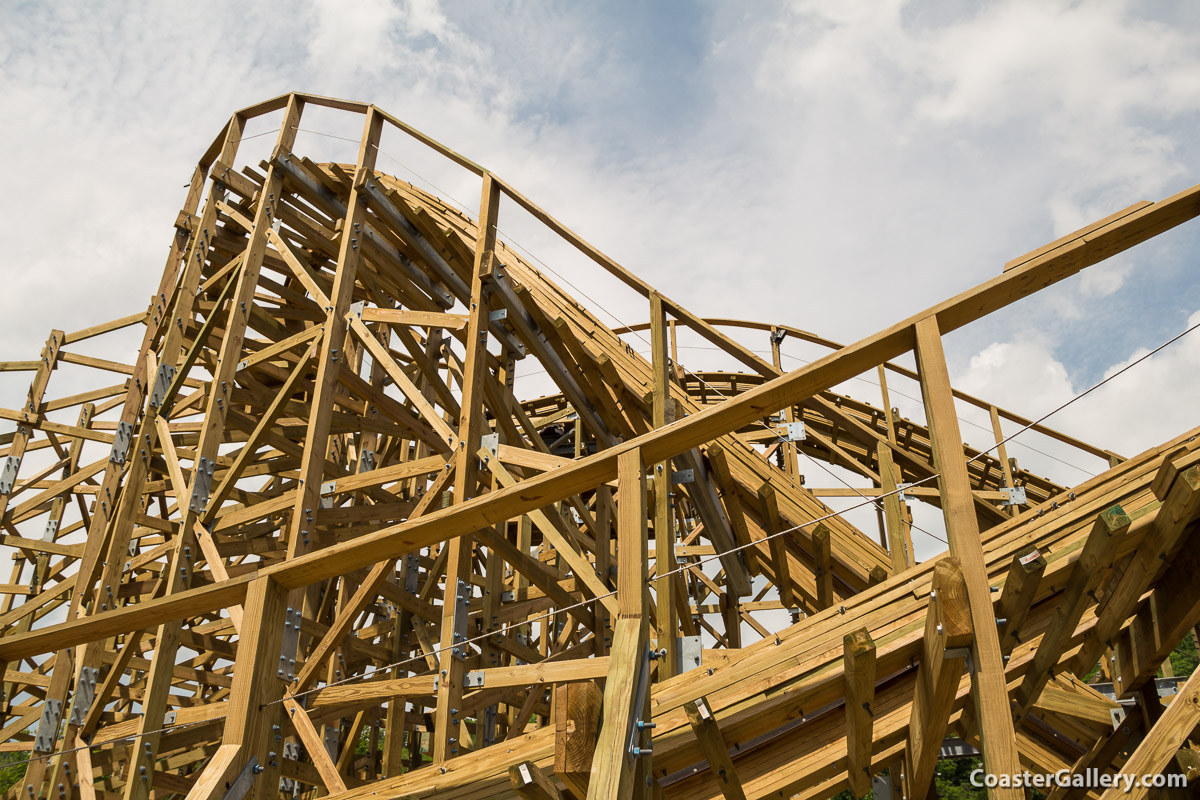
top-left (914, 314), bottom-right (1022, 793)
top-left (1096, 667), bottom-right (1200, 800)
top-left (907, 558), bottom-right (972, 798)
top-left (1012, 506), bottom-right (1129, 723)
top-left (843, 628), bottom-right (876, 797)
top-left (555, 681), bottom-right (602, 800)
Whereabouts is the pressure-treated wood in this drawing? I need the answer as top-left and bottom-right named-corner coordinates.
top-left (1, 92), bottom-right (1199, 800)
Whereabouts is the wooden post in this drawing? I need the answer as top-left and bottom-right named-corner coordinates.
top-left (844, 628), bottom-right (877, 797)
top-left (913, 314), bottom-right (1022, 796)
top-left (433, 172), bottom-right (501, 763)
top-left (650, 292), bottom-right (678, 678)
top-left (877, 444), bottom-right (913, 572)
top-left (588, 447), bottom-right (650, 800)
top-left (757, 483), bottom-right (795, 610)
top-left (907, 558), bottom-right (972, 798)
top-left (1096, 665), bottom-right (1200, 800)
top-left (555, 681), bottom-right (602, 800)
top-left (996, 545), bottom-right (1046, 657)
top-left (1012, 506), bottom-right (1129, 723)
top-left (813, 524), bottom-right (834, 611)
top-left (183, 575), bottom-right (288, 800)
top-left (684, 697), bottom-right (747, 800)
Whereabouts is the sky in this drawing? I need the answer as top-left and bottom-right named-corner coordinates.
top-left (2, 0), bottom-right (1199, 505)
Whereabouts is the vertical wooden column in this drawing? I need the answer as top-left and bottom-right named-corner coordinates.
top-left (432, 173), bottom-right (501, 762)
top-left (649, 291), bottom-right (678, 678)
top-left (770, 327), bottom-right (798, 476)
top-left (36, 116), bottom-right (246, 798)
top-left (913, 315), bottom-right (1022, 797)
top-left (844, 628), bottom-right (877, 796)
top-left (183, 575), bottom-right (288, 800)
top-left (122, 97), bottom-right (308, 800)
top-left (907, 558), bottom-right (972, 798)
top-left (588, 448), bottom-right (650, 800)
top-left (988, 405), bottom-right (1018, 517)
top-left (877, 444), bottom-right (913, 572)
top-left (285, 105), bottom-right (384, 565)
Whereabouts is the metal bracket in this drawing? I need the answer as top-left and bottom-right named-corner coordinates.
top-left (404, 553), bottom-right (421, 594)
top-left (110, 421), bottom-right (135, 465)
top-left (358, 449), bottom-right (375, 473)
top-left (0, 456), bottom-right (18, 494)
top-left (33, 699), bottom-right (63, 753)
top-left (148, 363), bottom-right (178, 408)
top-left (1000, 486), bottom-right (1027, 506)
top-left (671, 468), bottom-right (694, 484)
top-left (481, 432), bottom-right (499, 459)
top-left (189, 457), bottom-right (215, 513)
top-left (67, 668), bottom-right (99, 725)
top-left (500, 590), bottom-right (515, 602)
top-left (464, 671), bottom-right (486, 688)
top-left (483, 705), bottom-right (498, 746)
top-left (897, 482), bottom-right (913, 504)
top-left (280, 741), bottom-right (300, 792)
top-left (220, 756), bottom-right (259, 800)
top-left (278, 606), bottom-right (302, 680)
top-left (944, 646), bottom-right (974, 676)
top-left (626, 645), bottom-right (654, 760)
top-left (676, 635), bottom-right (702, 674)
top-left (41, 519), bottom-right (59, 542)
top-left (322, 724), bottom-right (339, 759)
top-left (1110, 705), bottom-right (1127, 730)
top-left (451, 578), bottom-right (471, 660)
top-left (319, 479), bottom-right (337, 509)
top-left (349, 300), bottom-right (365, 320)
top-left (163, 710), bottom-right (177, 725)
top-left (488, 308), bottom-right (508, 322)
top-left (783, 421), bottom-right (806, 442)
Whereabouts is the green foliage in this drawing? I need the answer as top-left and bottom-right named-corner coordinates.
top-left (355, 725), bottom-right (386, 755)
top-left (934, 757), bottom-right (986, 800)
top-left (0, 752), bottom-right (28, 793)
top-left (1169, 632), bottom-right (1199, 679)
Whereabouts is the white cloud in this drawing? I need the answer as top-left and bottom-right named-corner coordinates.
top-left (956, 310), bottom-right (1200, 474)
top-left (1, 0), bottom-right (1199, 476)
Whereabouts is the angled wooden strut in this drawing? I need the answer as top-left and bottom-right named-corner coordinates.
top-left (0, 93), bottom-right (1199, 800)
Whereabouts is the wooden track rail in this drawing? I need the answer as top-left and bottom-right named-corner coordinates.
top-left (1, 93), bottom-right (1199, 800)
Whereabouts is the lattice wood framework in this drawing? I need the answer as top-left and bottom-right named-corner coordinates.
top-left (1, 93), bottom-right (1199, 800)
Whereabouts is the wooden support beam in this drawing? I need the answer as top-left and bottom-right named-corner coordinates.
top-left (433, 172), bottom-right (500, 764)
top-left (997, 544), bottom-right (1046, 657)
top-left (914, 314), bottom-right (1022, 796)
top-left (510, 760), bottom-right (563, 800)
top-left (757, 483), bottom-right (796, 610)
top-left (1072, 462), bottom-right (1200, 678)
top-left (813, 523), bottom-right (834, 611)
top-left (1013, 506), bottom-right (1129, 723)
top-left (843, 628), bottom-right (877, 797)
top-left (1044, 707), bottom-right (1144, 800)
top-left (587, 448), bottom-right (650, 800)
top-left (650, 291), bottom-right (679, 679)
top-left (877, 443), bottom-right (913, 572)
top-left (907, 557), bottom-right (972, 799)
top-left (1096, 666), bottom-right (1200, 800)
top-left (555, 681), bottom-right (602, 800)
top-left (683, 697), bottom-right (748, 800)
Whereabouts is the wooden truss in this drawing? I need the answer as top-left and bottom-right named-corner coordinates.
top-left (2, 92), bottom-right (1200, 800)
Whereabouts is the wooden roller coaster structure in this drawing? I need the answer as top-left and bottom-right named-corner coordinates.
top-left (1, 93), bottom-right (1200, 800)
